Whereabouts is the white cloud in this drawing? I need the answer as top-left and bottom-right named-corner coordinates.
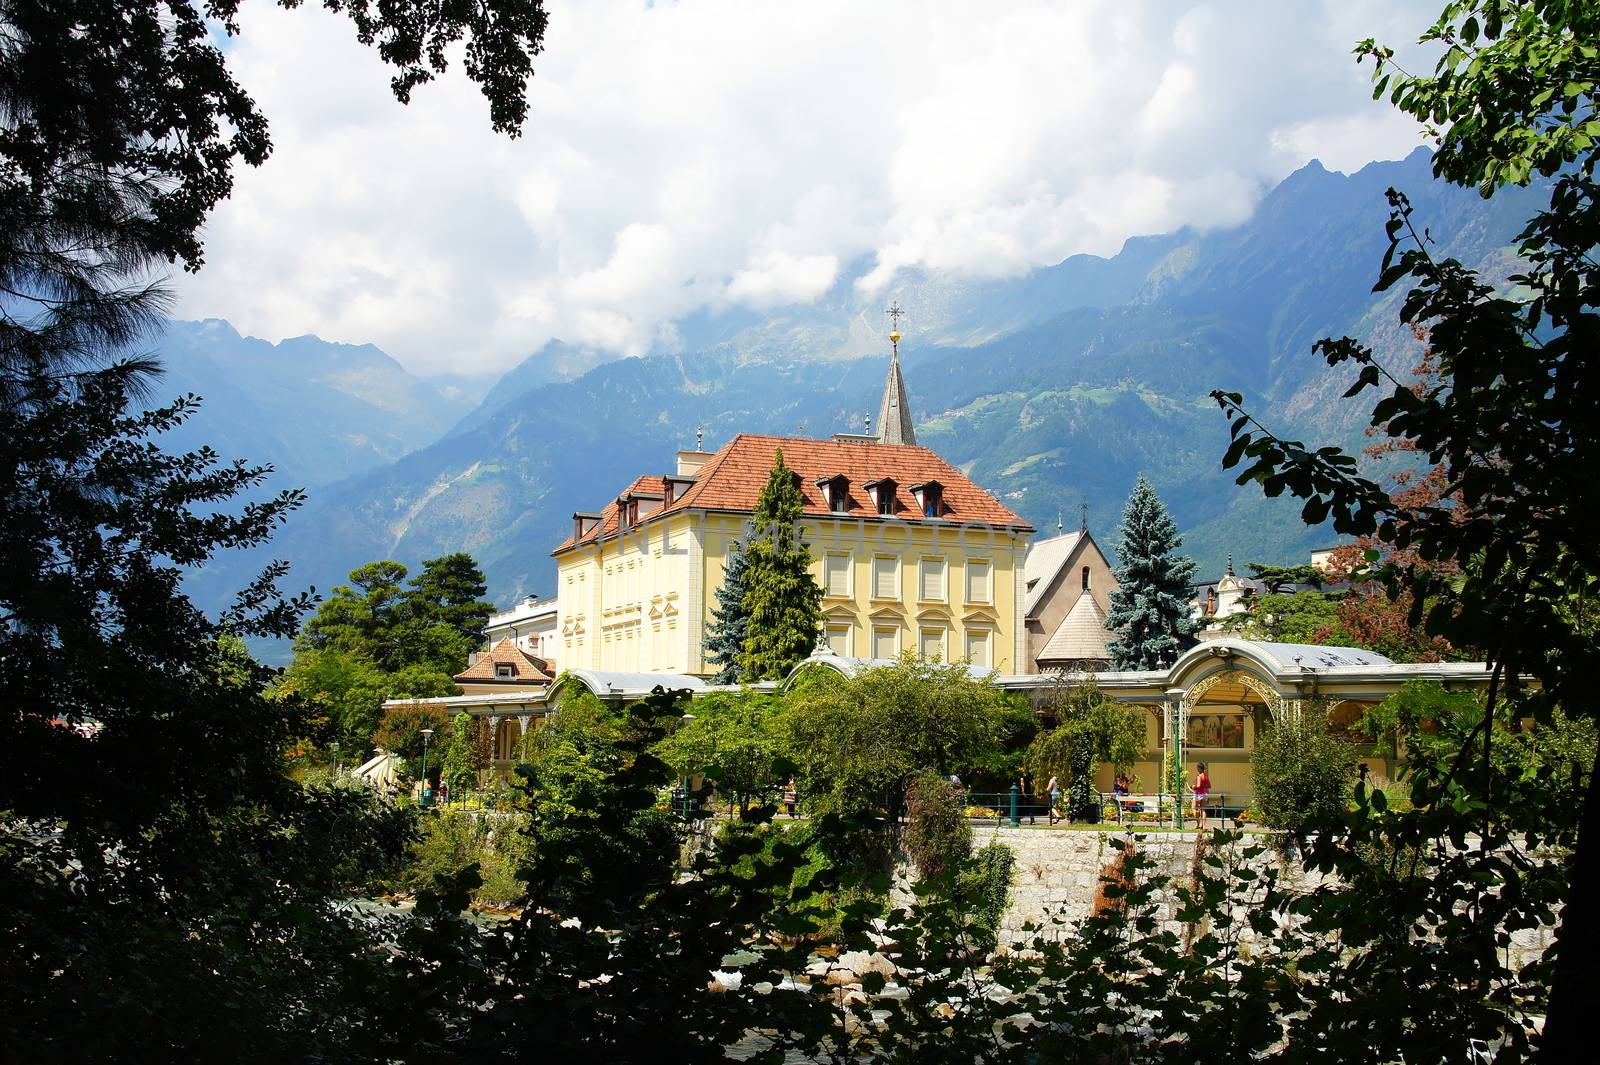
top-left (173, 0), bottom-right (1438, 376)
top-left (727, 250), bottom-right (839, 307)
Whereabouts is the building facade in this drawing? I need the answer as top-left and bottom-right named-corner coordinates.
top-left (1022, 526), bottom-right (1119, 671)
top-left (483, 595), bottom-right (559, 663)
top-left (552, 434), bottom-right (1036, 676)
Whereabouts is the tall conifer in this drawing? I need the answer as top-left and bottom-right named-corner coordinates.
top-left (739, 449), bottom-right (823, 681)
top-left (1104, 474), bottom-right (1198, 670)
top-left (702, 541), bottom-right (751, 684)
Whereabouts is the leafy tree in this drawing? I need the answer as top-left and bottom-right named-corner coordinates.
top-left (1103, 474), bottom-right (1198, 669)
top-left (282, 553), bottom-right (495, 746)
top-left (1026, 681), bottom-right (1147, 820)
top-left (1326, 582), bottom-right (1463, 662)
top-left (1223, 589), bottom-right (1348, 645)
top-left (739, 449), bottom-right (823, 680)
top-left (1214, 0), bottom-right (1600, 1041)
top-left (783, 656), bottom-right (1009, 819)
top-left (1245, 561), bottom-right (1326, 594)
top-left (0, 1), bottom-right (546, 1059)
top-left (277, 646), bottom-right (394, 748)
top-left (441, 712), bottom-right (481, 796)
top-left (653, 689), bottom-right (784, 812)
top-left (508, 686), bottom-right (683, 920)
top-left (702, 539), bottom-right (751, 683)
top-left (1362, 681), bottom-right (1597, 812)
top-left (1251, 705), bottom-right (1358, 837)
top-left (298, 560), bottom-right (412, 666)
top-left (373, 700), bottom-right (456, 780)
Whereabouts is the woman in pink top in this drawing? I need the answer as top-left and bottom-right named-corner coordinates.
top-left (1193, 762), bottom-right (1212, 830)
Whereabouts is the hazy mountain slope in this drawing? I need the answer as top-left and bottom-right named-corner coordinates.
top-left (148, 319), bottom-right (473, 489)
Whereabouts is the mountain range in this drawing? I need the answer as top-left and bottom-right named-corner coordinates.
top-left (168, 148), bottom-right (1546, 657)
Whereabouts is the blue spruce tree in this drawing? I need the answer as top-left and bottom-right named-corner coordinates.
top-left (703, 540), bottom-right (751, 683)
top-left (1104, 474), bottom-right (1199, 670)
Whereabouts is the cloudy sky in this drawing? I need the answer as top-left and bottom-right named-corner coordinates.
top-left (175, 0), bottom-right (1438, 378)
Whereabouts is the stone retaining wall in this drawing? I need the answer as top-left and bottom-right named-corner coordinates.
top-left (959, 826), bottom-right (1554, 970)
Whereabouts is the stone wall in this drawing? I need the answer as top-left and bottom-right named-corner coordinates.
top-left (959, 826), bottom-right (1554, 971)
top-left (976, 826), bottom-right (1228, 949)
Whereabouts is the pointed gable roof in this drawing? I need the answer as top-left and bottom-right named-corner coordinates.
top-left (1037, 592), bottom-right (1117, 663)
top-left (453, 638), bottom-right (555, 685)
top-left (876, 346), bottom-right (916, 445)
top-left (1023, 530), bottom-right (1085, 616)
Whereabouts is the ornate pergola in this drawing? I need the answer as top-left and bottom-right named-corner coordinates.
top-left (786, 637), bottom-right (1499, 801)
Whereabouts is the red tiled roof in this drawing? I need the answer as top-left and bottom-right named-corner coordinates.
top-left (555, 434), bottom-right (1031, 553)
top-left (453, 638), bottom-right (554, 684)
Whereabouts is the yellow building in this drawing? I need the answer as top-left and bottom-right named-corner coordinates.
top-left (553, 336), bottom-right (1035, 675)
top-left (552, 432), bottom-right (1036, 676)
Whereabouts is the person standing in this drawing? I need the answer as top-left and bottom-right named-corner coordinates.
top-left (782, 777), bottom-right (798, 817)
top-left (1193, 762), bottom-right (1212, 830)
top-left (1045, 774), bottom-right (1061, 825)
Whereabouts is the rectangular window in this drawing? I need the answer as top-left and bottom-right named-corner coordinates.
top-left (966, 559), bottom-right (992, 604)
top-left (872, 627), bottom-right (899, 660)
top-left (919, 628), bottom-right (946, 660)
top-left (964, 630), bottom-right (990, 668)
top-left (872, 555), bottom-right (898, 600)
top-left (825, 553), bottom-right (852, 598)
top-left (919, 557), bottom-right (946, 602)
top-left (827, 625), bottom-right (852, 657)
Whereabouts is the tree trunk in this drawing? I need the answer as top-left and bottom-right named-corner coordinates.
top-left (1540, 742), bottom-right (1600, 1056)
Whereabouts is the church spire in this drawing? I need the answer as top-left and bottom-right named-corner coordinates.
top-left (876, 301), bottom-right (916, 445)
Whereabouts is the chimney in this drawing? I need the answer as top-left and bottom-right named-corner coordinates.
top-left (676, 450), bottom-right (713, 475)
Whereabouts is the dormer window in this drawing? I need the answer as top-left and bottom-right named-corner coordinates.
top-left (908, 480), bottom-right (944, 519)
top-left (662, 475), bottom-right (695, 507)
top-left (815, 475), bottom-right (850, 513)
top-left (863, 477), bottom-right (897, 516)
top-left (495, 663), bottom-right (516, 678)
top-left (573, 512), bottom-right (601, 540)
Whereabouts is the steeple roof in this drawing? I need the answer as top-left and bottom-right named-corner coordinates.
top-left (876, 344), bottom-right (916, 445)
top-left (1038, 592), bottom-right (1117, 664)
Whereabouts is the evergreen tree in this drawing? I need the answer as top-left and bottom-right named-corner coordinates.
top-left (405, 552), bottom-right (495, 646)
top-left (1104, 474), bottom-right (1198, 670)
top-left (702, 540), bottom-right (751, 684)
top-left (738, 449), bottom-right (823, 681)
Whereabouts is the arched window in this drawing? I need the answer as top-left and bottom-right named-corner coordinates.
top-left (1082, 566), bottom-right (1090, 591)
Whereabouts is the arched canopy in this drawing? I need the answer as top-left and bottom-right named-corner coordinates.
top-left (778, 648), bottom-right (999, 692)
top-left (1167, 638), bottom-right (1393, 692)
top-left (548, 668), bottom-right (713, 703)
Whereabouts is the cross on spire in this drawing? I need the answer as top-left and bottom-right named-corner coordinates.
top-left (1080, 499), bottom-right (1089, 533)
top-left (874, 303), bottom-right (915, 445)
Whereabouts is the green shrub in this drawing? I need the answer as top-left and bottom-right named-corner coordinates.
top-left (1251, 707), bottom-right (1357, 835)
top-left (392, 809), bottom-right (534, 906)
top-left (1027, 681), bottom-right (1145, 820)
top-left (904, 771), bottom-right (972, 881)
